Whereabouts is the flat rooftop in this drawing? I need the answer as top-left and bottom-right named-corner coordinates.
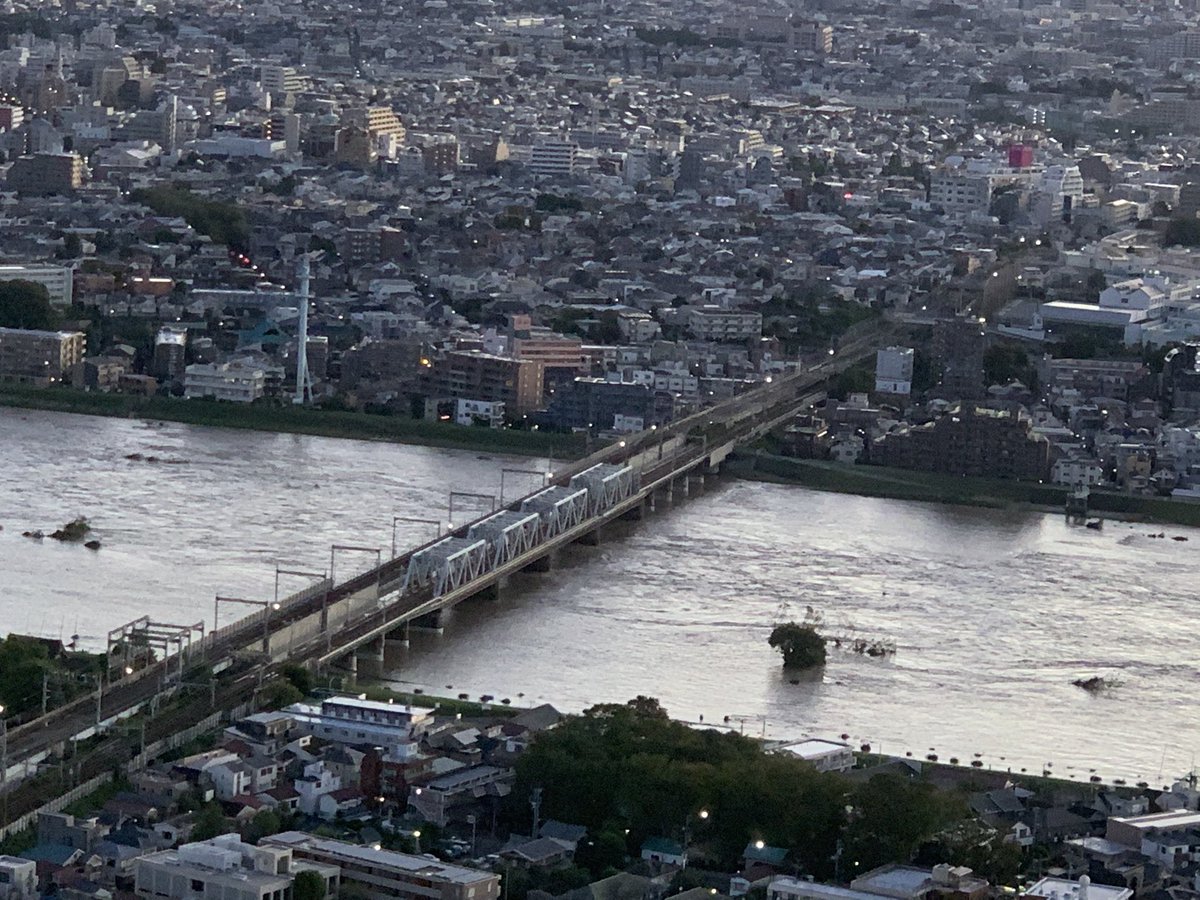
top-left (1112, 809), bottom-right (1200, 830)
top-left (264, 832), bottom-right (494, 885)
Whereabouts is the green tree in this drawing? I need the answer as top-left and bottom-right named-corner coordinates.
top-left (983, 344), bottom-right (1032, 388)
top-left (261, 680), bottom-right (303, 709)
top-left (1165, 217), bottom-right (1200, 247)
top-left (768, 622), bottom-right (827, 670)
top-left (281, 663), bottom-right (313, 696)
top-left (191, 802), bottom-right (231, 841)
top-left (843, 775), bottom-right (961, 871)
top-left (129, 186), bottom-right (250, 250)
top-left (58, 233), bottom-right (82, 259)
top-left (0, 637), bottom-right (51, 716)
top-left (293, 870), bottom-right (326, 900)
top-left (0, 281), bottom-right (57, 330)
top-left (575, 830), bottom-right (627, 877)
top-left (244, 809), bottom-right (281, 844)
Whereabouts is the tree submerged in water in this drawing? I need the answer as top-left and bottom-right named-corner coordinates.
top-left (50, 517), bottom-right (91, 542)
top-left (769, 621), bottom-right (827, 670)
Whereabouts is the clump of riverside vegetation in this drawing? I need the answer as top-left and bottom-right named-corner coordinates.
top-left (506, 698), bottom-right (1013, 886)
top-left (0, 635), bottom-right (107, 717)
top-left (50, 516), bottom-right (91, 542)
top-left (769, 621), bottom-right (828, 669)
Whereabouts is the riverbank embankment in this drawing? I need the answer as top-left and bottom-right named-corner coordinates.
top-left (727, 450), bottom-right (1200, 528)
top-left (0, 385), bottom-right (586, 459)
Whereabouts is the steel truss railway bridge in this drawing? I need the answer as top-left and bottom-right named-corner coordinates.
top-left (1, 349), bottom-right (859, 788)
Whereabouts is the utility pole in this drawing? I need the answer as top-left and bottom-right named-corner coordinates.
top-left (529, 786), bottom-right (543, 838)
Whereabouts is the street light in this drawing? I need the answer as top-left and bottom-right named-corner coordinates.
top-left (214, 596), bottom-right (279, 651)
top-left (329, 544), bottom-right (382, 585)
top-left (274, 564), bottom-right (327, 607)
top-left (391, 518), bottom-right (441, 558)
top-left (412, 829), bottom-right (422, 853)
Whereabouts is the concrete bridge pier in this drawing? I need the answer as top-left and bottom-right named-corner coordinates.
top-left (364, 635), bottom-right (385, 663)
top-left (386, 622), bottom-right (410, 649)
top-left (412, 609), bottom-right (444, 632)
top-left (576, 524), bottom-right (602, 547)
top-left (474, 580), bottom-right (504, 602)
top-left (525, 548), bottom-right (558, 571)
top-left (341, 651), bottom-right (358, 687)
top-left (354, 638), bottom-right (385, 680)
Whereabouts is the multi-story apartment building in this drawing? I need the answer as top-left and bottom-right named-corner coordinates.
top-left (260, 65), bottom-right (306, 95)
top-left (261, 833), bottom-right (500, 900)
top-left (873, 404), bottom-right (1051, 480)
top-left (407, 765), bottom-right (514, 826)
top-left (528, 140), bottom-right (578, 178)
top-left (135, 835), bottom-right (338, 900)
top-left (7, 153), bottom-right (84, 194)
top-left (0, 328), bottom-right (85, 384)
top-left (420, 350), bottom-right (543, 415)
top-left (542, 377), bottom-right (674, 432)
top-left (875, 346), bottom-right (914, 396)
top-left (184, 361), bottom-right (266, 403)
top-left (345, 106), bottom-right (406, 144)
top-left (0, 856), bottom-right (36, 900)
top-left (153, 328), bottom-right (187, 382)
top-left (685, 306), bottom-right (762, 342)
top-left (283, 697), bottom-right (434, 750)
top-left (0, 264), bottom-right (75, 306)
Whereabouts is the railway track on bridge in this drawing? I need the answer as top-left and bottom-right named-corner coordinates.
top-left (2, 327), bottom-right (890, 790)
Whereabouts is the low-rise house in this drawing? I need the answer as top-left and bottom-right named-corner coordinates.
top-left (640, 838), bottom-right (686, 870)
top-left (501, 837), bottom-right (575, 869)
top-left (776, 740), bottom-right (854, 774)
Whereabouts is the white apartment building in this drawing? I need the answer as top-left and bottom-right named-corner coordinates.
top-left (0, 264), bottom-right (74, 306)
top-left (685, 306), bottom-right (762, 342)
top-left (1051, 457), bottom-right (1106, 487)
top-left (260, 65), bottom-right (306, 95)
top-left (528, 140), bottom-right (578, 178)
top-left (616, 311), bottom-right (661, 343)
top-left (135, 835), bottom-right (338, 900)
top-left (0, 856), bottom-right (36, 900)
top-left (455, 398), bottom-right (505, 427)
top-left (930, 167), bottom-right (997, 215)
top-left (1100, 276), bottom-right (1197, 313)
top-left (283, 697), bottom-right (435, 750)
top-left (875, 346), bottom-right (914, 396)
top-left (184, 361), bottom-right (266, 403)
top-left (1031, 165), bottom-right (1084, 226)
top-left (262, 832), bottom-right (500, 900)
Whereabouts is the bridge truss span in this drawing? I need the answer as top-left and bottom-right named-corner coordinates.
top-left (520, 486), bottom-right (589, 540)
top-left (403, 536), bottom-right (490, 597)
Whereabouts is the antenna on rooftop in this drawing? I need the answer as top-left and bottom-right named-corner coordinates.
top-left (293, 254), bottom-right (313, 406)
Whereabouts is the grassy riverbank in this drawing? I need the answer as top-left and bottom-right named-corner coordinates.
top-left (729, 450), bottom-right (1200, 527)
top-left (0, 385), bottom-right (586, 459)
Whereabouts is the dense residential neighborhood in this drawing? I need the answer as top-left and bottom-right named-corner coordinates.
top-left (2, 0), bottom-right (1200, 500)
top-left (8, 0), bottom-right (1200, 897)
top-left (1, 691), bottom-right (1199, 900)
